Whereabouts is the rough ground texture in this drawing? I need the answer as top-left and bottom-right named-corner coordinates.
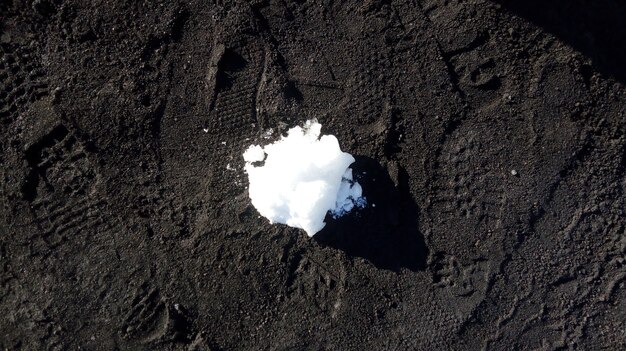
top-left (1, 0), bottom-right (624, 350)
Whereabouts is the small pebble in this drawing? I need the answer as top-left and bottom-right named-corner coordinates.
top-left (510, 169), bottom-right (518, 176)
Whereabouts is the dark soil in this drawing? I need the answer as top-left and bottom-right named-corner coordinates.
top-left (1, 0), bottom-right (624, 350)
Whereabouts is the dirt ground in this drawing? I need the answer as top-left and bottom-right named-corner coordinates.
top-left (1, 0), bottom-right (624, 350)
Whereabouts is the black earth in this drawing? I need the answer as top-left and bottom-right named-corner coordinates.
top-left (1, 0), bottom-right (624, 350)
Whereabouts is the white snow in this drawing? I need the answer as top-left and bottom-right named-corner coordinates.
top-left (243, 145), bottom-right (265, 163)
top-left (243, 120), bottom-right (366, 236)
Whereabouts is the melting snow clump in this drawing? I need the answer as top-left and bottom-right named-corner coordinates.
top-left (243, 120), bottom-right (366, 236)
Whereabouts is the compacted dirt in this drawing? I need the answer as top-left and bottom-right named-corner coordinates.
top-left (1, 0), bottom-right (624, 350)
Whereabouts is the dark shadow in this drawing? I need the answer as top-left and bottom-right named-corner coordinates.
top-left (314, 156), bottom-right (429, 272)
top-left (170, 9), bottom-right (190, 43)
top-left (215, 49), bottom-right (248, 90)
top-left (21, 124), bottom-right (69, 201)
top-left (494, 0), bottom-right (626, 82)
top-left (283, 80), bottom-right (303, 102)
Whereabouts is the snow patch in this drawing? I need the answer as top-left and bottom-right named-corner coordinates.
top-left (243, 145), bottom-right (265, 163)
top-left (243, 120), bottom-right (366, 236)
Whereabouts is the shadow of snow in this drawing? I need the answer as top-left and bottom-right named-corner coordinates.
top-left (314, 156), bottom-right (429, 272)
